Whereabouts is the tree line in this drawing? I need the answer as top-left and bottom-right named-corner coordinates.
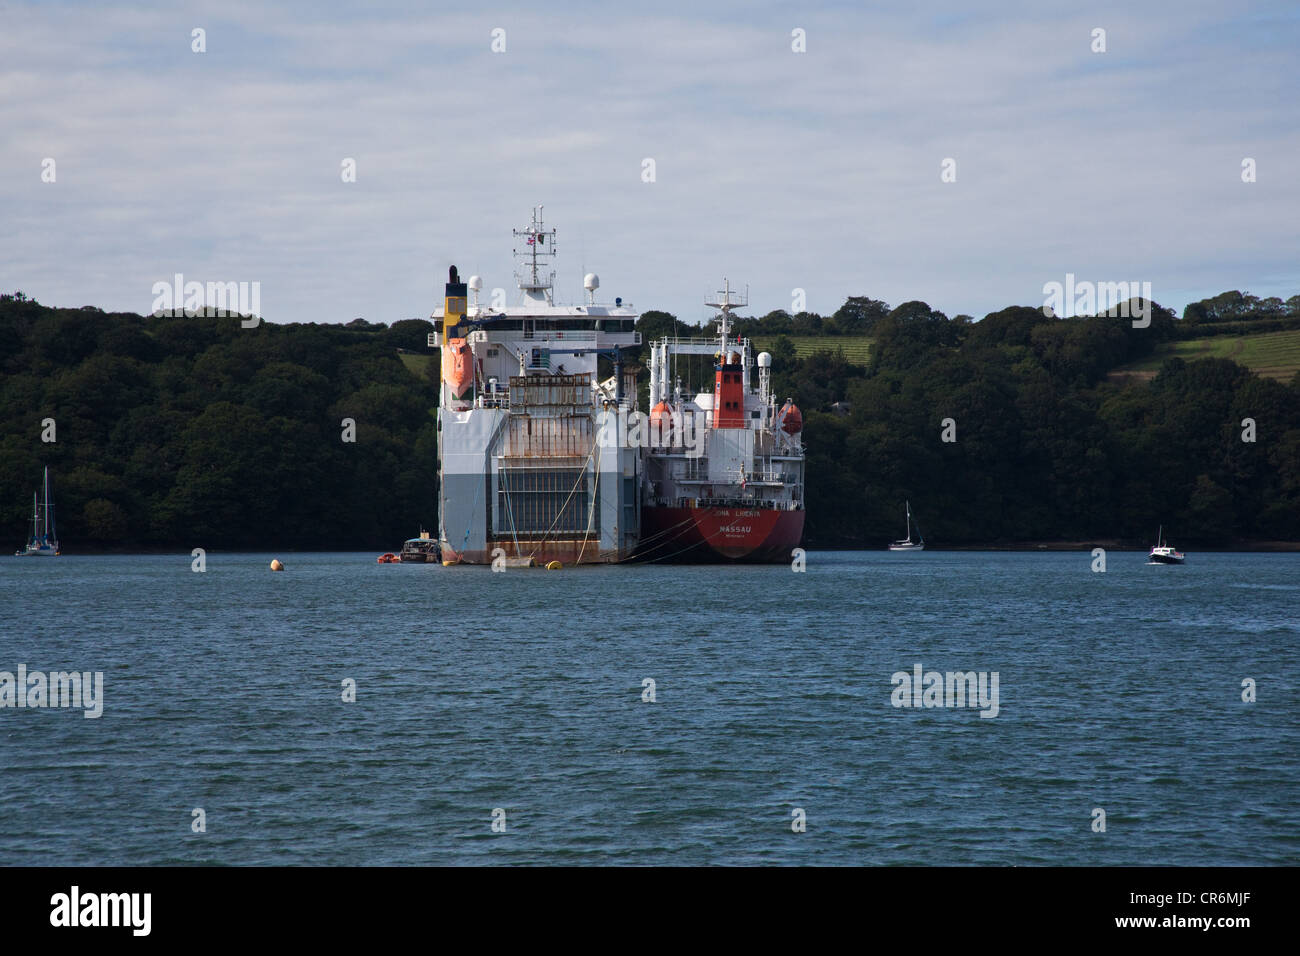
top-left (634, 292), bottom-right (1300, 546)
top-left (2, 289), bottom-right (1297, 551)
top-left (0, 295), bottom-right (437, 550)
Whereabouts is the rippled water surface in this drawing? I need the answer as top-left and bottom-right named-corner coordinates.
top-left (1, 551), bottom-right (1296, 865)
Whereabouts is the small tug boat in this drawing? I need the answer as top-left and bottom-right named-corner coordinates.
top-left (1148, 526), bottom-right (1185, 564)
top-left (399, 530), bottom-right (441, 563)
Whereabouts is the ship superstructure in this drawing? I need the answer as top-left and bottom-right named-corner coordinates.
top-left (432, 212), bottom-right (805, 565)
top-left (636, 281), bottom-right (805, 561)
top-left (432, 207), bottom-right (643, 564)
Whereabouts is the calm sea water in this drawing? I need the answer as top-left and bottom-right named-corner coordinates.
top-left (1, 551), bottom-right (1296, 866)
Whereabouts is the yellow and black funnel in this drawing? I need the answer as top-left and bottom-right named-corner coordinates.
top-left (441, 266), bottom-right (469, 393)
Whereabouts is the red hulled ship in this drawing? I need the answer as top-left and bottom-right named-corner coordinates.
top-left (636, 281), bottom-right (805, 563)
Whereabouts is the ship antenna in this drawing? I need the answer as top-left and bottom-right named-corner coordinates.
top-left (705, 277), bottom-right (747, 350)
top-left (512, 204), bottom-right (557, 305)
top-left (531, 205), bottom-right (540, 290)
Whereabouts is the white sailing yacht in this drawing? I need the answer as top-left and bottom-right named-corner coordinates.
top-left (889, 500), bottom-right (925, 551)
top-left (15, 466), bottom-right (59, 556)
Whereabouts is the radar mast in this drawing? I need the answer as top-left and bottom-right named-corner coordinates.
top-left (512, 205), bottom-right (557, 304)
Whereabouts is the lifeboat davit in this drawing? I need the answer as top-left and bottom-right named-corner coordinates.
top-left (377, 553), bottom-right (398, 563)
top-left (443, 338), bottom-right (473, 400)
top-left (779, 400), bottom-right (803, 434)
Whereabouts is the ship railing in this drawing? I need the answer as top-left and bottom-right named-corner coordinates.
top-left (521, 330), bottom-right (599, 342)
top-left (683, 457), bottom-right (709, 480)
top-left (477, 394), bottom-right (621, 413)
top-left (656, 336), bottom-right (741, 348)
top-left (651, 496), bottom-right (802, 511)
top-left (655, 334), bottom-right (752, 345)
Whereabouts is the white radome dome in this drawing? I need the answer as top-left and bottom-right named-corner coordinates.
top-left (757, 351), bottom-right (772, 367)
top-left (468, 275), bottom-right (483, 292)
top-left (584, 273), bottom-right (600, 292)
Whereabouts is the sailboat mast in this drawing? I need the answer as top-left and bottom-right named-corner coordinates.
top-left (43, 467), bottom-right (49, 537)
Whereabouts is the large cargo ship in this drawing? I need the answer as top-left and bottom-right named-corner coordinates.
top-left (636, 282), bottom-right (805, 562)
top-left (431, 209), bottom-right (804, 564)
top-left (432, 207), bottom-right (643, 565)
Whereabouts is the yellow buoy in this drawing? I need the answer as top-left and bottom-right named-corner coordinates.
top-left (270, 559), bottom-right (284, 571)
top-left (545, 560), bottom-right (562, 570)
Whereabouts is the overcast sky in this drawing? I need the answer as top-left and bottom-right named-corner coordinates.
top-left (2, 0), bottom-right (1297, 326)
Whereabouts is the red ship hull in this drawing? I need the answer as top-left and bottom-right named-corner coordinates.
top-left (636, 505), bottom-right (804, 563)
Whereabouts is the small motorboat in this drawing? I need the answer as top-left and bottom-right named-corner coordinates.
top-left (377, 552), bottom-right (398, 564)
top-left (1148, 526), bottom-right (1184, 564)
top-left (399, 530), bottom-right (441, 563)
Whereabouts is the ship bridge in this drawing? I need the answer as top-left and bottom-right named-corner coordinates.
top-left (430, 207), bottom-right (640, 410)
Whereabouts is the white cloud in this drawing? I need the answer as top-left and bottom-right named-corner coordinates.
top-left (1, 0), bottom-right (1296, 324)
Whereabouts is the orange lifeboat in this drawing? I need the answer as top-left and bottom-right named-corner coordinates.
top-left (443, 338), bottom-right (473, 400)
top-left (377, 553), bottom-right (398, 563)
top-left (779, 400), bottom-right (803, 435)
top-left (650, 401), bottom-right (673, 443)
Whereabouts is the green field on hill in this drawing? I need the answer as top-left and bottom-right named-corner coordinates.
top-left (398, 352), bottom-right (433, 376)
top-left (752, 335), bottom-right (873, 364)
top-left (1112, 328), bottom-right (1300, 383)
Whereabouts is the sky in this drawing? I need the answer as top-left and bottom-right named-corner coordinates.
top-left (2, 0), bottom-right (1298, 327)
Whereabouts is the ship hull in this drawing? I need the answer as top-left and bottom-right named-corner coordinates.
top-left (441, 539), bottom-right (626, 566)
top-left (636, 505), bottom-right (804, 563)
